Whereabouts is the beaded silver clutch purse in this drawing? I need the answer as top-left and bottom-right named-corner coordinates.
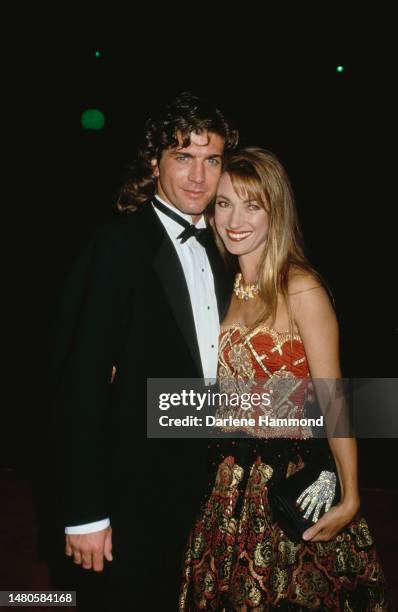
top-left (268, 464), bottom-right (341, 543)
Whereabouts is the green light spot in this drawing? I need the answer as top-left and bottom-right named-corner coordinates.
top-left (95, 50), bottom-right (101, 58)
top-left (336, 65), bottom-right (344, 73)
top-left (81, 108), bottom-right (105, 130)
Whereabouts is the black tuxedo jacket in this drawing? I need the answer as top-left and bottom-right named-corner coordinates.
top-left (52, 202), bottom-right (233, 534)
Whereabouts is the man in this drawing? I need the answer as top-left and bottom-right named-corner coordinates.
top-left (52, 92), bottom-right (238, 609)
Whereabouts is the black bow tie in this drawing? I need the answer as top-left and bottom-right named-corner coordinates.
top-left (151, 197), bottom-right (211, 247)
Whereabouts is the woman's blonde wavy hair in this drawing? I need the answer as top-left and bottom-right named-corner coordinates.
top-left (207, 147), bottom-right (327, 336)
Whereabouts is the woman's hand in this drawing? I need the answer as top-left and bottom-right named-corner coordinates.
top-left (302, 498), bottom-right (360, 542)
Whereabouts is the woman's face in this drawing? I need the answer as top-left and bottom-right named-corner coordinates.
top-left (215, 173), bottom-right (269, 258)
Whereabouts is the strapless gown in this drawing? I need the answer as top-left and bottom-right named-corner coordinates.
top-left (179, 324), bottom-right (391, 611)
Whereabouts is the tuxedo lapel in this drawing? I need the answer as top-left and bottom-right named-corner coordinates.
top-left (205, 235), bottom-right (233, 321)
top-left (137, 203), bottom-right (203, 377)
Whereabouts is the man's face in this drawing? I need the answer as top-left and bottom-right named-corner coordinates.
top-left (152, 130), bottom-right (225, 222)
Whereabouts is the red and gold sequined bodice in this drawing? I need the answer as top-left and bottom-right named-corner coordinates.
top-left (218, 323), bottom-right (309, 379)
top-left (217, 323), bottom-right (313, 438)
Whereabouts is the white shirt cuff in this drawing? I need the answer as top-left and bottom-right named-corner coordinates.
top-left (65, 518), bottom-right (110, 534)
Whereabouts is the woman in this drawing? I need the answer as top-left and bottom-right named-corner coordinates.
top-left (179, 148), bottom-right (390, 610)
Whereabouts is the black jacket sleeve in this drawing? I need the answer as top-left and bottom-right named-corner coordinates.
top-left (51, 224), bottom-right (133, 526)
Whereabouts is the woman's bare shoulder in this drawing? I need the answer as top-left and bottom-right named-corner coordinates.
top-left (287, 266), bottom-right (323, 295)
top-left (287, 266), bottom-right (335, 331)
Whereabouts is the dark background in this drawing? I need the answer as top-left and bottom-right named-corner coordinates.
top-left (4, 4), bottom-right (397, 507)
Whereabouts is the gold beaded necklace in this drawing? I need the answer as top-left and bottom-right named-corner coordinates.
top-left (233, 273), bottom-right (259, 301)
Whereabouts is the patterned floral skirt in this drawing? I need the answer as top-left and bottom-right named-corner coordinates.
top-left (179, 439), bottom-right (391, 611)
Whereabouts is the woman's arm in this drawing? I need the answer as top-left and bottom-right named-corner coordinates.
top-left (290, 274), bottom-right (360, 541)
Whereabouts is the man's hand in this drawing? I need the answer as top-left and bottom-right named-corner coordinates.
top-left (65, 526), bottom-right (113, 572)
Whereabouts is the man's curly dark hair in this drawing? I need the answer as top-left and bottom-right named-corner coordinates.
top-left (117, 92), bottom-right (239, 213)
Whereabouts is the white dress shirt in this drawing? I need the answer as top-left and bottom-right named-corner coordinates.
top-left (65, 195), bottom-right (220, 535)
top-left (151, 195), bottom-right (220, 379)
